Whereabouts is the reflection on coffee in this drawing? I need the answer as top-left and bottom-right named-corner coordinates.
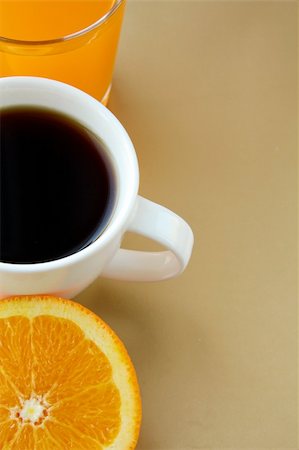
top-left (0, 107), bottom-right (116, 264)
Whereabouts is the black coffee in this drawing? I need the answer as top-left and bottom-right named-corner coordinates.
top-left (0, 106), bottom-right (116, 264)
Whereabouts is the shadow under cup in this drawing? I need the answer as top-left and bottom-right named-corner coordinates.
top-left (0, 0), bottom-right (126, 105)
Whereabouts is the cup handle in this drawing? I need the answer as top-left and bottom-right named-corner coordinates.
top-left (102, 196), bottom-right (194, 281)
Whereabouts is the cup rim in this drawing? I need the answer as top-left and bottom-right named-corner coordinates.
top-left (0, 0), bottom-right (124, 45)
top-left (0, 76), bottom-right (139, 273)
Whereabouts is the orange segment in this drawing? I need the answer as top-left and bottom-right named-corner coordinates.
top-left (31, 316), bottom-right (84, 396)
top-left (0, 371), bottom-right (20, 408)
top-left (0, 296), bottom-right (141, 449)
top-left (51, 385), bottom-right (120, 444)
top-left (0, 316), bottom-right (33, 398)
top-left (0, 406), bottom-right (10, 422)
top-left (10, 425), bottom-right (35, 449)
top-left (45, 420), bottom-right (104, 449)
top-left (0, 419), bottom-right (19, 447)
top-left (45, 338), bottom-right (113, 403)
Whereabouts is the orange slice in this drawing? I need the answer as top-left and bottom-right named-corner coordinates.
top-left (0, 296), bottom-right (141, 449)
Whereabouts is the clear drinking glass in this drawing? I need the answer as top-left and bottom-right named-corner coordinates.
top-left (0, 0), bottom-right (126, 104)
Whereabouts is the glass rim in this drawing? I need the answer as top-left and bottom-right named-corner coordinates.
top-left (0, 0), bottom-right (124, 46)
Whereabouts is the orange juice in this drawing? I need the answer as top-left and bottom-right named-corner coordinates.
top-left (0, 1), bottom-right (126, 103)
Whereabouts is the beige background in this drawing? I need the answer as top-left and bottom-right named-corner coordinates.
top-left (77, 2), bottom-right (298, 449)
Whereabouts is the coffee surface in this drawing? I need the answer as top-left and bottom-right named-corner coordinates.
top-left (0, 107), bottom-right (115, 263)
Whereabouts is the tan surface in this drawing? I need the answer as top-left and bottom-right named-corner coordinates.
top-left (77, 2), bottom-right (298, 449)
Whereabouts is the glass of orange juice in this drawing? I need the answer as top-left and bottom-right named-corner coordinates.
top-left (0, 0), bottom-right (126, 104)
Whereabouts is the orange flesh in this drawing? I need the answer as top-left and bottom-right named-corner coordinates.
top-left (0, 315), bottom-right (121, 448)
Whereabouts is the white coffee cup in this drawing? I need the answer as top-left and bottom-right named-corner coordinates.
top-left (0, 76), bottom-right (194, 299)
